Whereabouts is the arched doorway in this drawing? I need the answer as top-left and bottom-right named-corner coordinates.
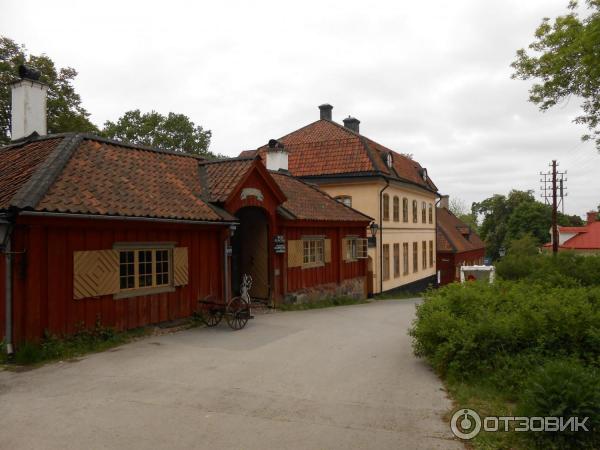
top-left (231, 207), bottom-right (270, 301)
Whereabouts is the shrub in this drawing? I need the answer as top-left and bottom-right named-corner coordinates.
top-left (409, 282), bottom-right (600, 385)
top-left (517, 360), bottom-right (600, 449)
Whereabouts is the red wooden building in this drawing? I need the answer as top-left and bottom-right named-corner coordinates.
top-left (0, 133), bottom-right (371, 350)
top-left (436, 202), bottom-right (485, 285)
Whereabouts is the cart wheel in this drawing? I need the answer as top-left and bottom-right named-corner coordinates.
top-left (201, 308), bottom-right (223, 327)
top-left (226, 296), bottom-right (250, 330)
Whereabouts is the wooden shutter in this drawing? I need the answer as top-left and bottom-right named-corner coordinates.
top-left (341, 238), bottom-right (349, 261)
top-left (324, 239), bottom-right (332, 263)
top-left (73, 250), bottom-right (119, 299)
top-left (173, 247), bottom-right (189, 286)
top-left (287, 240), bottom-right (303, 268)
top-left (357, 238), bottom-right (368, 259)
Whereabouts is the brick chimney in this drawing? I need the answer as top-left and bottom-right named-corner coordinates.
top-left (587, 211), bottom-right (598, 225)
top-left (319, 104), bottom-right (333, 121)
top-left (11, 65), bottom-right (48, 140)
top-left (343, 116), bottom-right (360, 133)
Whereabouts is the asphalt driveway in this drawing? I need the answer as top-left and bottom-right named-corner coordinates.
top-left (0, 299), bottom-right (462, 450)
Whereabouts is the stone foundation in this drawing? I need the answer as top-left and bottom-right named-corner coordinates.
top-left (283, 277), bottom-right (365, 305)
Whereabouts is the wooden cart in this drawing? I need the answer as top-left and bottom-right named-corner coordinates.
top-left (197, 274), bottom-right (253, 330)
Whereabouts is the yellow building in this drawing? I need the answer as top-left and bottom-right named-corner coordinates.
top-left (241, 104), bottom-right (439, 294)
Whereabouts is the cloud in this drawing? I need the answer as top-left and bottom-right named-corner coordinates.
top-left (1, 0), bottom-right (598, 215)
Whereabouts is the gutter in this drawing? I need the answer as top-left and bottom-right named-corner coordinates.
top-left (1, 215), bottom-right (14, 356)
top-left (379, 179), bottom-right (390, 294)
top-left (19, 211), bottom-right (238, 226)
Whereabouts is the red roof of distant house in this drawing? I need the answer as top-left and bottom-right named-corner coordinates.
top-left (240, 119), bottom-right (437, 192)
top-left (544, 220), bottom-right (600, 250)
top-left (436, 207), bottom-right (485, 253)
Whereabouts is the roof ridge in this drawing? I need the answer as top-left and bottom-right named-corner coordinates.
top-left (198, 156), bottom-right (254, 165)
top-left (11, 134), bottom-right (84, 210)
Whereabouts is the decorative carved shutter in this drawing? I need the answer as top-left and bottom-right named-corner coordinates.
top-left (173, 247), bottom-right (189, 286)
top-left (341, 238), bottom-right (349, 261)
top-left (324, 239), bottom-right (332, 263)
top-left (287, 240), bottom-right (303, 268)
top-left (73, 250), bottom-right (119, 299)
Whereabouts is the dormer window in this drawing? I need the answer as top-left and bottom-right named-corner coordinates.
top-left (386, 153), bottom-right (393, 168)
top-left (422, 168), bottom-right (428, 182)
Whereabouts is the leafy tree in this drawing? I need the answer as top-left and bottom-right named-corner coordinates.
top-left (512, 0), bottom-right (600, 149)
top-left (0, 36), bottom-right (97, 144)
top-left (473, 190), bottom-right (582, 259)
top-left (102, 109), bottom-right (213, 156)
top-left (507, 233), bottom-right (541, 257)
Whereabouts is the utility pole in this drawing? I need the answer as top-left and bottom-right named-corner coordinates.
top-left (551, 160), bottom-right (558, 254)
top-left (540, 161), bottom-right (567, 255)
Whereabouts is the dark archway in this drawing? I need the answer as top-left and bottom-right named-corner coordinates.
top-left (231, 207), bottom-right (270, 301)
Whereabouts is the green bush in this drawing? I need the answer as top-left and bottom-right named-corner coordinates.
top-left (410, 282), bottom-right (600, 388)
top-left (517, 360), bottom-right (600, 449)
top-left (496, 252), bottom-right (600, 287)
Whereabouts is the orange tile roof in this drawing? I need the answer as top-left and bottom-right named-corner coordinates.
top-left (201, 158), bottom-right (255, 202)
top-left (0, 137), bottom-right (63, 209)
top-left (1, 134), bottom-right (228, 222)
top-left (245, 119), bottom-right (437, 191)
top-left (436, 207), bottom-right (485, 253)
top-left (272, 172), bottom-right (372, 222)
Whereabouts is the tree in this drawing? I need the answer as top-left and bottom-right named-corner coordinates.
top-left (473, 189), bottom-right (582, 259)
top-left (448, 197), bottom-right (479, 232)
top-left (102, 109), bottom-right (213, 156)
top-left (0, 36), bottom-right (97, 144)
top-left (507, 233), bottom-right (540, 258)
top-left (512, 1), bottom-right (600, 149)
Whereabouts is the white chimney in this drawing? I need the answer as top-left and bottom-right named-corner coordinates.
top-left (11, 78), bottom-right (48, 140)
top-left (265, 139), bottom-right (288, 172)
top-left (439, 195), bottom-right (449, 209)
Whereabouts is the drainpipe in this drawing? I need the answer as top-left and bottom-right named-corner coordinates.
top-left (379, 178), bottom-right (390, 294)
top-left (4, 233), bottom-right (13, 356)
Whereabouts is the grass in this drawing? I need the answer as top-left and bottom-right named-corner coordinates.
top-left (278, 296), bottom-right (367, 311)
top-left (1, 317), bottom-right (204, 368)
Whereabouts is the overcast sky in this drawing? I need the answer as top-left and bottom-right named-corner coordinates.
top-left (2, 0), bottom-right (598, 216)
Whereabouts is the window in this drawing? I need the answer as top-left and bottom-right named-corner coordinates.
top-left (421, 201), bottom-right (427, 223)
top-left (412, 242), bottom-right (418, 273)
top-left (393, 243), bottom-right (400, 278)
top-left (412, 200), bottom-right (418, 223)
top-left (422, 241), bottom-right (427, 270)
top-left (402, 198), bottom-right (408, 222)
top-left (428, 204), bottom-right (433, 224)
top-left (382, 244), bottom-right (390, 280)
top-left (393, 196), bottom-right (400, 222)
top-left (402, 243), bottom-right (409, 275)
top-left (335, 195), bottom-right (352, 208)
top-left (345, 237), bottom-right (368, 260)
top-left (429, 240), bottom-right (434, 268)
top-left (386, 152), bottom-right (393, 168)
top-left (303, 238), bottom-right (324, 266)
top-left (383, 194), bottom-right (390, 221)
top-left (119, 248), bottom-right (172, 292)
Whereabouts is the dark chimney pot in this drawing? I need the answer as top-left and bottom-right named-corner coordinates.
top-left (319, 104), bottom-right (333, 121)
top-left (343, 116), bottom-right (360, 133)
top-left (587, 211), bottom-right (598, 225)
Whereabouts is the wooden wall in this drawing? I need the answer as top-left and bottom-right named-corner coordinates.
top-left (283, 224), bottom-right (366, 293)
top-left (2, 215), bottom-right (227, 344)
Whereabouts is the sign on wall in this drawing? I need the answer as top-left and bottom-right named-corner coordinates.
top-left (273, 235), bottom-right (286, 253)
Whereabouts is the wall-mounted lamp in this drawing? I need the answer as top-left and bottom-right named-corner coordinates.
top-left (229, 224), bottom-right (237, 237)
top-left (369, 222), bottom-right (379, 238)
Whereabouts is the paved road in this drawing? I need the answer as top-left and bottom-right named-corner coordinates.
top-left (0, 299), bottom-right (462, 450)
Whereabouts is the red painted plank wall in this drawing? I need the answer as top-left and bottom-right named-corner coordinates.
top-left (9, 216), bottom-right (227, 344)
top-left (0, 254), bottom-right (5, 342)
top-left (284, 225), bottom-right (366, 292)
